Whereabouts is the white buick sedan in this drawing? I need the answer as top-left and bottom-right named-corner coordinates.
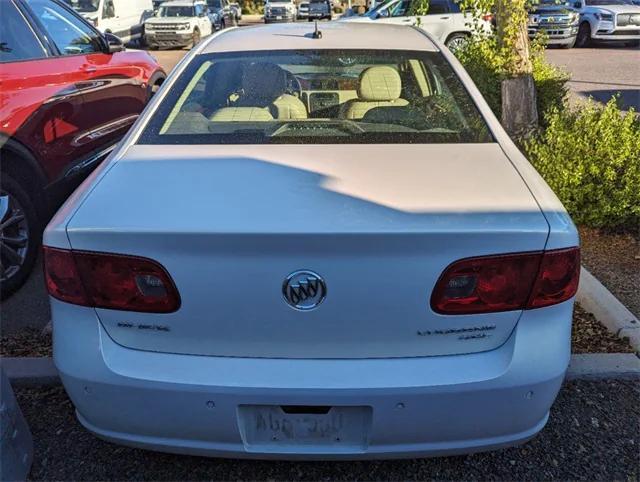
top-left (44, 22), bottom-right (580, 459)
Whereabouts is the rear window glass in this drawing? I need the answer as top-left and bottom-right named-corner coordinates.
top-left (139, 49), bottom-right (493, 145)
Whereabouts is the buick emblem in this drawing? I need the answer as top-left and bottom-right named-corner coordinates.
top-left (283, 270), bottom-right (327, 311)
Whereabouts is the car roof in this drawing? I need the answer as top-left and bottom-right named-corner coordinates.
top-left (200, 23), bottom-right (440, 53)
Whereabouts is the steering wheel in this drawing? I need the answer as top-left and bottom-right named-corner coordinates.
top-left (284, 71), bottom-right (303, 98)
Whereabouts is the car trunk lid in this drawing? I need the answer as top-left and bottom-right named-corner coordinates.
top-left (66, 144), bottom-right (549, 359)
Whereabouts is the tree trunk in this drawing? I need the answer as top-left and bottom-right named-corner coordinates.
top-left (502, 75), bottom-right (538, 137)
top-left (495, 0), bottom-right (538, 136)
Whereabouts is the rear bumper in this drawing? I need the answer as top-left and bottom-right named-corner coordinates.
top-left (53, 300), bottom-right (572, 459)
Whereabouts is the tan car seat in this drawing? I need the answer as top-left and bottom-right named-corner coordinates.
top-left (340, 66), bottom-right (409, 120)
top-left (211, 62), bottom-right (307, 121)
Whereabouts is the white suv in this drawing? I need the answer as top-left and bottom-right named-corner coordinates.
top-left (572, 0), bottom-right (640, 47)
top-left (264, 0), bottom-right (297, 22)
top-left (341, 0), bottom-right (490, 50)
top-left (144, 0), bottom-right (213, 49)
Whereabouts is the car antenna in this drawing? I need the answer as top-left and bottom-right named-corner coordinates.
top-left (312, 20), bottom-right (322, 39)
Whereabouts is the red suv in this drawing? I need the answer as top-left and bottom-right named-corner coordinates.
top-left (0, 0), bottom-right (165, 297)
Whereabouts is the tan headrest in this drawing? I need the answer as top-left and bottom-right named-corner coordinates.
top-left (210, 107), bottom-right (274, 121)
top-left (358, 66), bottom-right (402, 101)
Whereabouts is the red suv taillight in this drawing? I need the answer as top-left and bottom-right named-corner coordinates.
top-left (431, 247), bottom-right (580, 315)
top-left (43, 247), bottom-right (181, 313)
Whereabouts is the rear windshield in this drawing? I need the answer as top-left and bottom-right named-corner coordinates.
top-left (139, 49), bottom-right (493, 145)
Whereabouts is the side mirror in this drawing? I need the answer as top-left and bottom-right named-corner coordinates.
top-left (377, 8), bottom-right (389, 17)
top-left (104, 32), bottom-right (124, 53)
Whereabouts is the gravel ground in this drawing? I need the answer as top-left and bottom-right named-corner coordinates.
top-left (2, 304), bottom-right (631, 357)
top-left (0, 328), bottom-right (52, 357)
top-left (572, 305), bottom-right (634, 354)
top-left (16, 380), bottom-right (639, 481)
top-left (580, 227), bottom-right (640, 318)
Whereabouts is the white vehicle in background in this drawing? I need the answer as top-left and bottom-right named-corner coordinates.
top-left (45, 23), bottom-right (580, 460)
top-left (340, 0), bottom-right (491, 50)
top-left (63, 0), bottom-right (154, 44)
top-left (144, 0), bottom-right (213, 49)
top-left (297, 1), bottom-right (310, 18)
top-left (264, 0), bottom-right (297, 22)
top-left (572, 0), bottom-right (640, 47)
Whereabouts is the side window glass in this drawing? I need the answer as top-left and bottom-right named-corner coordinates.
top-left (0, 1), bottom-right (47, 62)
top-left (449, 0), bottom-right (461, 13)
top-left (195, 4), bottom-right (203, 15)
top-left (390, 0), bottom-right (410, 17)
top-left (103, 0), bottom-right (116, 19)
top-left (28, 0), bottom-right (103, 55)
top-left (426, 0), bottom-right (449, 14)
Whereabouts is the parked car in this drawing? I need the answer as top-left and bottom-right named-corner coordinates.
top-left (45, 22), bottom-right (580, 460)
top-left (340, 0), bottom-right (491, 50)
top-left (229, 1), bottom-right (242, 21)
top-left (144, 0), bottom-right (213, 49)
top-left (264, 0), bottom-right (297, 22)
top-left (308, 0), bottom-right (331, 20)
top-left (572, 0), bottom-right (640, 47)
top-left (0, 0), bottom-right (165, 298)
top-left (206, 0), bottom-right (237, 29)
top-left (528, 0), bottom-right (580, 48)
top-left (62, 0), bottom-right (154, 44)
top-left (297, 1), bottom-right (310, 18)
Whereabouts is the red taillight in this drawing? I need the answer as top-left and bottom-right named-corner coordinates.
top-left (44, 247), bottom-right (180, 313)
top-left (526, 248), bottom-right (580, 309)
top-left (431, 247), bottom-right (580, 315)
top-left (482, 13), bottom-right (494, 23)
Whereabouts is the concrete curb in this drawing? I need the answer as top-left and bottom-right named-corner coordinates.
top-left (576, 267), bottom-right (640, 352)
top-left (566, 353), bottom-right (640, 380)
top-left (2, 353), bottom-right (639, 385)
top-left (0, 358), bottom-right (59, 387)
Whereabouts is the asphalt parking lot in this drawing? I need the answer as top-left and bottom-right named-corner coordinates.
top-left (545, 45), bottom-right (640, 111)
top-left (17, 380), bottom-right (639, 480)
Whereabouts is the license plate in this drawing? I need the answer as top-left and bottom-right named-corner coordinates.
top-left (238, 405), bottom-right (372, 450)
top-left (276, 15), bottom-right (283, 19)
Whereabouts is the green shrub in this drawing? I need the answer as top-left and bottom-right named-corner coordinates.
top-left (241, 0), bottom-right (263, 14)
top-left (526, 98), bottom-right (640, 233)
top-left (454, 35), bottom-right (569, 122)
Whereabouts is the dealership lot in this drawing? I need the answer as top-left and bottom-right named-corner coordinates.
top-left (2, 8), bottom-right (639, 479)
top-left (153, 39), bottom-right (640, 109)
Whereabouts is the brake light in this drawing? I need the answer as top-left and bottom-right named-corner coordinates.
top-left (44, 247), bottom-right (180, 313)
top-left (526, 248), bottom-right (580, 309)
top-left (431, 248), bottom-right (580, 315)
top-left (482, 13), bottom-right (494, 23)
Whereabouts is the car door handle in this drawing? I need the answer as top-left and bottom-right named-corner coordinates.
top-left (440, 16), bottom-right (451, 19)
top-left (402, 18), bottom-right (412, 22)
top-left (82, 66), bottom-right (97, 73)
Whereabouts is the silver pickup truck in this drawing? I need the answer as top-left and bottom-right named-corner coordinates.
top-left (307, 0), bottom-right (331, 20)
top-left (528, 1), bottom-right (580, 48)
